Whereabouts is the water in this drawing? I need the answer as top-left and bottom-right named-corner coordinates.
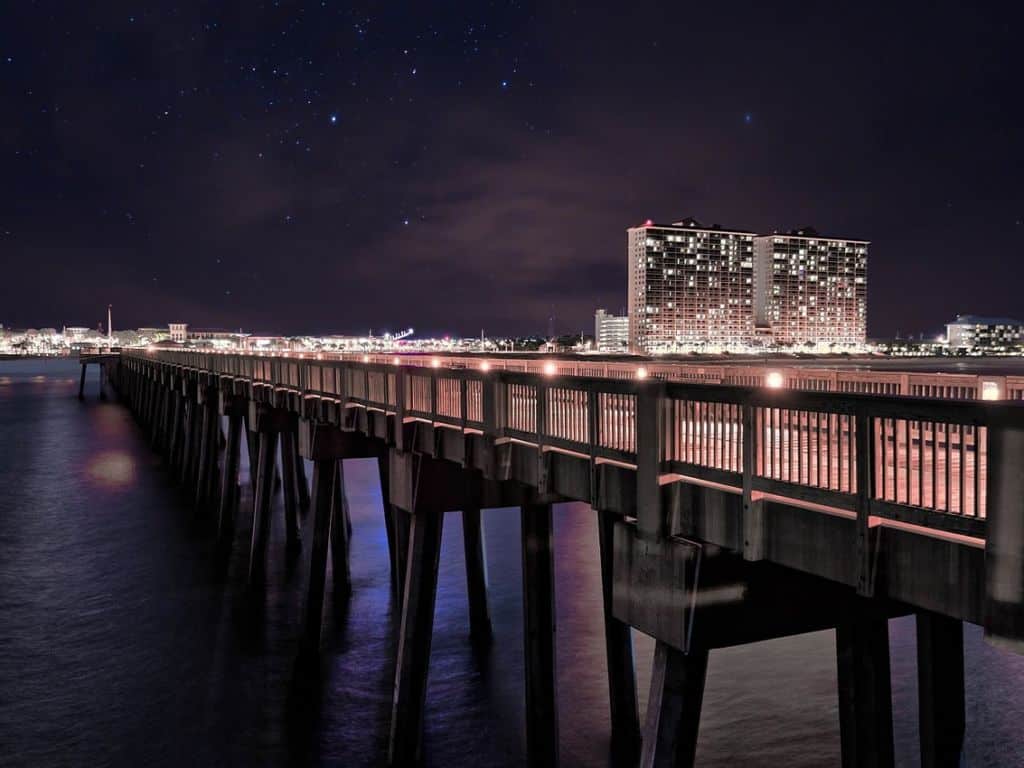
top-left (1, 358), bottom-right (1022, 767)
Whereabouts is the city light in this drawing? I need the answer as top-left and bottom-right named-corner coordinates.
top-left (766, 371), bottom-right (784, 389)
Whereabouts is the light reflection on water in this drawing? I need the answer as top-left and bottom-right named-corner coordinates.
top-left (0, 359), bottom-right (1022, 768)
top-left (85, 450), bottom-right (136, 488)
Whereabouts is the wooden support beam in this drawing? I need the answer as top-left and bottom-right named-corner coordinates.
top-left (462, 507), bottom-right (492, 644)
top-left (280, 416), bottom-right (302, 550)
top-left (98, 363), bottom-right (107, 401)
top-left (389, 507), bottom-right (445, 766)
top-left (242, 409), bottom-right (259, 496)
top-left (330, 460), bottom-right (351, 598)
top-left (157, 382), bottom-right (172, 453)
top-left (247, 429), bottom-right (280, 587)
top-left (300, 457), bottom-right (335, 658)
top-left (640, 641), bottom-right (708, 768)
top-left (169, 390), bottom-right (184, 472)
top-left (217, 402), bottom-right (244, 546)
top-left (179, 399), bottom-right (196, 486)
top-left (836, 611), bottom-right (895, 768)
top-left (377, 449), bottom-right (400, 597)
top-left (294, 434), bottom-right (311, 510)
top-left (597, 508), bottom-right (640, 754)
top-left (392, 505), bottom-right (411, 608)
top-left (521, 501), bottom-right (558, 767)
top-left (195, 400), bottom-right (217, 509)
top-left (916, 612), bottom-right (965, 768)
top-left (78, 364), bottom-right (87, 400)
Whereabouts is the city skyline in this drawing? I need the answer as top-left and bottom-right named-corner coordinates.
top-left (3, 4), bottom-right (1023, 337)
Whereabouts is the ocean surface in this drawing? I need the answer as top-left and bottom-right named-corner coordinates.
top-left (1, 358), bottom-right (1022, 767)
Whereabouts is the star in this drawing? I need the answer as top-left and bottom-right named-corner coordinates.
top-left (329, 114), bottom-right (338, 124)
top-left (744, 113), bottom-right (752, 124)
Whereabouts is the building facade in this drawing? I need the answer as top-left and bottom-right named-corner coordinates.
top-left (627, 218), bottom-right (756, 353)
top-left (946, 315), bottom-right (1024, 351)
top-left (594, 309), bottom-right (629, 351)
top-left (753, 229), bottom-right (868, 349)
top-left (168, 323), bottom-right (188, 343)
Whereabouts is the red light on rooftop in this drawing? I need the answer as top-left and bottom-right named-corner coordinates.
top-left (644, 219), bottom-right (653, 226)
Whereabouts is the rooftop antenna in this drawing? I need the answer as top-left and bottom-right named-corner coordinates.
top-left (107, 304), bottom-right (113, 341)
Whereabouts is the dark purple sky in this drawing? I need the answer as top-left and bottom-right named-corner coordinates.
top-left (2, 2), bottom-right (1021, 338)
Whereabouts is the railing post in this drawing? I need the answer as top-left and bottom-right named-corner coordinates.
top-left (855, 410), bottom-right (877, 596)
top-left (742, 402), bottom-right (765, 561)
top-left (430, 369), bottom-right (438, 423)
top-left (536, 381), bottom-right (548, 494)
top-left (636, 381), bottom-right (665, 541)
top-left (482, 372), bottom-right (497, 436)
top-left (460, 376), bottom-right (468, 431)
top-left (984, 421), bottom-right (1024, 651)
top-left (588, 387), bottom-right (599, 505)
top-left (394, 369), bottom-right (407, 452)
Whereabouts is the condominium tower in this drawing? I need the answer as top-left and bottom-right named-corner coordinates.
top-left (627, 218), bottom-right (755, 352)
top-left (628, 220), bottom-right (868, 352)
top-left (753, 228), bottom-right (868, 349)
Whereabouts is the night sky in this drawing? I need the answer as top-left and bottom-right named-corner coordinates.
top-left (2, 2), bottom-right (1022, 338)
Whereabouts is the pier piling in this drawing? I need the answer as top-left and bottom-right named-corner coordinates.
top-left (836, 610), bottom-right (895, 768)
top-left (640, 642), bottom-right (708, 768)
top-left (916, 612), bottom-right (965, 768)
top-left (521, 501), bottom-right (558, 767)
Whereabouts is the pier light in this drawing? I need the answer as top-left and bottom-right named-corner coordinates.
top-left (636, 366), bottom-right (648, 380)
top-left (543, 361), bottom-right (557, 376)
top-left (431, 357), bottom-right (441, 368)
top-left (362, 354), bottom-right (370, 363)
top-left (766, 371), bottom-right (784, 389)
top-left (981, 381), bottom-right (1001, 401)
top-left (392, 356), bottom-right (401, 366)
top-left (480, 360), bottom-right (491, 372)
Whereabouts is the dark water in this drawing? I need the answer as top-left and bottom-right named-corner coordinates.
top-left (1, 359), bottom-right (1022, 767)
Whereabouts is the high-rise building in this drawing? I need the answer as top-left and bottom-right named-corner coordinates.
top-left (594, 309), bottom-right (629, 352)
top-left (627, 218), bottom-right (755, 353)
top-left (753, 229), bottom-right (868, 349)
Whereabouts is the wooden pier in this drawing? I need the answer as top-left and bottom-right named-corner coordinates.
top-left (90, 349), bottom-right (1024, 767)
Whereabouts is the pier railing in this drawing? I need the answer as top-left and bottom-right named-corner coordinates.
top-left (125, 350), bottom-right (1024, 540)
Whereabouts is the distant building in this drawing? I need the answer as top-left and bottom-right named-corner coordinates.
top-left (188, 328), bottom-right (249, 348)
top-left (137, 327), bottom-right (170, 342)
top-left (753, 228), bottom-right (868, 349)
top-left (594, 309), bottom-right (629, 352)
top-left (945, 315), bottom-right (1024, 350)
top-left (168, 323), bottom-right (188, 343)
top-left (64, 326), bottom-right (91, 341)
top-left (627, 218), bottom-right (756, 353)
